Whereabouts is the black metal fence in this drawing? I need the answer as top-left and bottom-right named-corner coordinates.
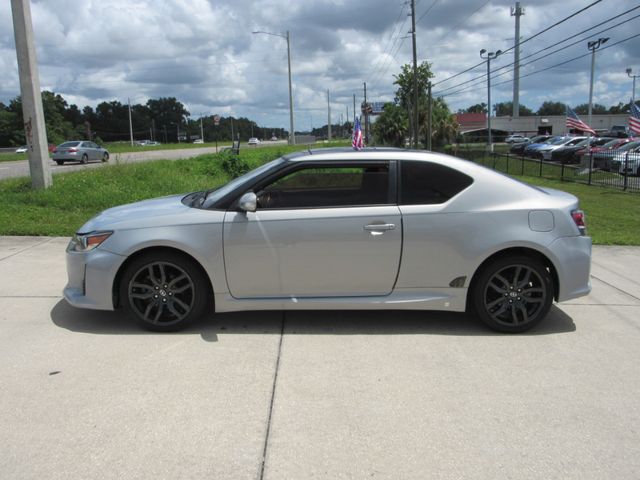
top-left (441, 146), bottom-right (640, 193)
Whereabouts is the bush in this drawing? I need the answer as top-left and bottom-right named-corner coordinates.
top-left (221, 154), bottom-right (251, 178)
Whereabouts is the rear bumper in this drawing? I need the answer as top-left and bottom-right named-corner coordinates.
top-left (548, 235), bottom-right (592, 302)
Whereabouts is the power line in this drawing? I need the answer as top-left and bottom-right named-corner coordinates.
top-left (417, 0), bottom-right (440, 24)
top-left (437, 32), bottom-right (640, 99)
top-left (432, 0), bottom-right (603, 88)
top-left (434, 5), bottom-right (639, 94)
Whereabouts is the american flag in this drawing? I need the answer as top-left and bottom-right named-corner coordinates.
top-left (352, 116), bottom-right (364, 150)
top-left (566, 105), bottom-right (595, 135)
top-left (629, 102), bottom-right (640, 135)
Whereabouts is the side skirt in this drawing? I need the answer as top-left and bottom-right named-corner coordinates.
top-left (213, 288), bottom-right (467, 313)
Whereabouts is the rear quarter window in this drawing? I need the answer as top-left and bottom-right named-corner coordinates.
top-left (400, 160), bottom-right (473, 205)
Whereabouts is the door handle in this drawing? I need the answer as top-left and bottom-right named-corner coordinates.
top-left (363, 223), bottom-right (396, 231)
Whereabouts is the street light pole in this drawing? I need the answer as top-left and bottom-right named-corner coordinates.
top-left (626, 68), bottom-right (638, 104)
top-left (480, 49), bottom-right (502, 151)
top-left (587, 38), bottom-right (608, 128)
top-left (253, 30), bottom-right (295, 145)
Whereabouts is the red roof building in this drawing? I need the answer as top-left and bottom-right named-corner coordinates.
top-left (454, 113), bottom-right (487, 133)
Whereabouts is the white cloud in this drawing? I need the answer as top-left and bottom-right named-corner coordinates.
top-left (1, 0), bottom-right (638, 127)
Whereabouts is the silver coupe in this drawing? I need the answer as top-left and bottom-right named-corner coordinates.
top-left (64, 148), bottom-right (591, 333)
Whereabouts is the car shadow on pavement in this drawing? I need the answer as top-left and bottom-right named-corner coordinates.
top-left (51, 300), bottom-right (575, 342)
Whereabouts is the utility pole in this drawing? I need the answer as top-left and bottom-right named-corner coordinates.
top-left (353, 94), bottom-right (356, 123)
top-left (511, 2), bottom-right (524, 118)
top-left (626, 68), bottom-right (638, 104)
top-left (10, 0), bottom-right (51, 189)
top-left (480, 48), bottom-right (503, 151)
top-left (410, 0), bottom-right (419, 149)
top-left (363, 82), bottom-right (369, 145)
top-left (200, 117), bottom-right (204, 141)
top-left (128, 98), bottom-right (133, 146)
top-left (427, 82), bottom-right (433, 150)
top-left (588, 38), bottom-right (608, 129)
top-left (327, 89), bottom-right (331, 141)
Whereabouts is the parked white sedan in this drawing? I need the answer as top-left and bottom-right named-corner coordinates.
top-left (64, 148), bottom-right (592, 333)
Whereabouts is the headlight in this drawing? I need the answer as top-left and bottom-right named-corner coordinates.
top-left (68, 231), bottom-right (113, 252)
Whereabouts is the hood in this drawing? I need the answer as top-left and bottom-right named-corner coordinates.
top-left (78, 194), bottom-right (191, 232)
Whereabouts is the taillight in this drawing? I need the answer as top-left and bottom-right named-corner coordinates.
top-left (571, 209), bottom-right (587, 235)
top-left (69, 148), bottom-right (78, 152)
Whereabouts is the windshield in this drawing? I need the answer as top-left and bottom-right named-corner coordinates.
top-left (202, 157), bottom-right (285, 208)
top-left (59, 141), bottom-right (80, 147)
top-left (618, 141), bottom-right (640, 152)
top-left (603, 139), bottom-right (623, 148)
top-left (549, 137), bottom-right (568, 145)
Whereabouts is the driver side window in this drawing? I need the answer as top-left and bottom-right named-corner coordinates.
top-left (256, 164), bottom-right (389, 209)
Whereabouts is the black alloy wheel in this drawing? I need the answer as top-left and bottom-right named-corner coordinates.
top-left (473, 255), bottom-right (553, 333)
top-left (120, 252), bottom-right (210, 331)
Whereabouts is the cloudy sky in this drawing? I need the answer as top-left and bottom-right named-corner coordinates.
top-left (1, 0), bottom-right (639, 130)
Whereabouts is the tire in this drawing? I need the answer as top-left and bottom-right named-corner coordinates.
top-left (55, 160), bottom-right (64, 165)
top-left (102, 152), bottom-right (109, 162)
top-left (81, 154), bottom-right (88, 164)
top-left (472, 255), bottom-right (553, 333)
top-left (119, 251), bottom-right (211, 332)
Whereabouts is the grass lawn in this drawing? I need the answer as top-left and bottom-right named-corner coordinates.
top-left (0, 143), bottom-right (638, 244)
top-left (103, 141), bottom-right (233, 154)
top-left (0, 152), bottom-right (29, 162)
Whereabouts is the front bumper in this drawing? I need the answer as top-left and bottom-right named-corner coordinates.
top-left (63, 245), bottom-right (126, 311)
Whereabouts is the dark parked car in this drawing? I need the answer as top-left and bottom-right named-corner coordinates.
top-left (509, 135), bottom-right (553, 154)
top-left (51, 141), bottom-right (109, 165)
top-left (551, 137), bottom-right (613, 164)
top-left (590, 139), bottom-right (640, 170)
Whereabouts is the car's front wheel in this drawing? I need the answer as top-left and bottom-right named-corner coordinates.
top-left (472, 255), bottom-right (553, 333)
top-left (102, 152), bottom-right (109, 162)
top-left (55, 160), bottom-right (64, 165)
top-left (119, 251), bottom-right (211, 332)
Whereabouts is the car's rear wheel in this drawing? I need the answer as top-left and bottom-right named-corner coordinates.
top-left (55, 160), bottom-right (64, 165)
top-left (102, 152), bottom-right (109, 162)
top-left (81, 154), bottom-right (88, 164)
top-left (472, 255), bottom-right (553, 333)
top-left (119, 252), bottom-right (210, 332)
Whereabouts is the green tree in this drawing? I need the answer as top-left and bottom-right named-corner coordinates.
top-left (574, 103), bottom-right (607, 115)
top-left (373, 103), bottom-right (408, 147)
top-left (146, 97), bottom-right (190, 142)
top-left (459, 103), bottom-right (487, 114)
top-left (536, 101), bottom-right (566, 116)
top-left (394, 61), bottom-right (434, 146)
top-left (429, 97), bottom-right (459, 147)
top-left (493, 101), bottom-right (533, 116)
top-left (5, 91), bottom-right (75, 145)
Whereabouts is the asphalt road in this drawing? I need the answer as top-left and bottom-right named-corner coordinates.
top-left (1, 240), bottom-right (639, 479)
top-left (0, 141), bottom-right (287, 180)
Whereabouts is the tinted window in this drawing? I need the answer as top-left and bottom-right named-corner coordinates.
top-left (400, 161), bottom-right (473, 205)
top-left (257, 164), bottom-right (389, 209)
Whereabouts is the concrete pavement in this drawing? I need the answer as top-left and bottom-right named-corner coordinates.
top-left (0, 239), bottom-right (639, 479)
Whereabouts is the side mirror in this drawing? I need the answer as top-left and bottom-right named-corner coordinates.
top-left (238, 192), bottom-right (257, 212)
